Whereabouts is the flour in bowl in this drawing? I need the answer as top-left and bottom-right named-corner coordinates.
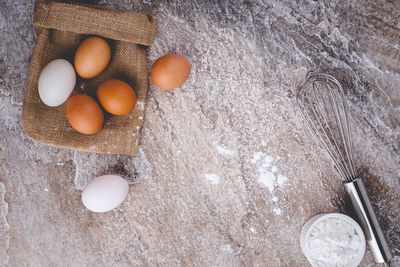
top-left (305, 217), bottom-right (363, 267)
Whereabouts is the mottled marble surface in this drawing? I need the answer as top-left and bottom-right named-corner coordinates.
top-left (1, 0), bottom-right (399, 266)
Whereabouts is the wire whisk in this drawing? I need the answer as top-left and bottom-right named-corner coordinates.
top-left (296, 71), bottom-right (392, 264)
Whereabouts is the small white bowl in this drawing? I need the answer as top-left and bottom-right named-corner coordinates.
top-left (300, 213), bottom-right (366, 267)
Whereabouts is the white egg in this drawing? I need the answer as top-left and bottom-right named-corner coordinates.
top-left (82, 175), bottom-right (129, 213)
top-left (38, 59), bottom-right (76, 107)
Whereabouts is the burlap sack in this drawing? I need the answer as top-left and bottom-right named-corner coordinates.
top-left (22, 0), bottom-right (156, 155)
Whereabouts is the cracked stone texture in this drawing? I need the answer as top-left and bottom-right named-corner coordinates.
top-left (1, 0), bottom-right (399, 266)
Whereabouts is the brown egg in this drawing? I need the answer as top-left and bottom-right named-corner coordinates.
top-left (66, 94), bottom-right (104, 135)
top-left (150, 54), bottom-right (191, 90)
top-left (97, 79), bottom-right (137, 115)
top-left (74, 36), bottom-right (111, 78)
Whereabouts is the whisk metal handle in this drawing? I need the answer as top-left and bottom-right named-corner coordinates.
top-left (344, 178), bottom-right (393, 263)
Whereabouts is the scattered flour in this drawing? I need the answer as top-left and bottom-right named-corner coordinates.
top-left (264, 156), bottom-right (273, 165)
top-left (273, 208), bottom-right (282, 215)
top-left (253, 152), bottom-right (290, 216)
top-left (259, 171), bottom-right (276, 192)
top-left (254, 152), bottom-right (289, 193)
top-left (215, 145), bottom-right (236, 156)
top-left (261, 140), bottom-right (266, 146)
top-left (251, 151), bottom-right (264, 163)
top-left (221, 244), bottom-right (233, 253)
top-left (204, 173), bottom-right (220, 184)
top-left (277, 175), bottom-right (288, 186)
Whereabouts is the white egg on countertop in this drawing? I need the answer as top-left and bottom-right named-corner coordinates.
top-left (38, 59), bottom-right (76, 107)
top-left (82, 174), bottom-right (129, 213)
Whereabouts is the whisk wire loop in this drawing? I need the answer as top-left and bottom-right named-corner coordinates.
top-left (313, 81), bottom-right (352, 181)
top-left (325, 82), bottom-right (355, 181)
top-left (297, 72), bottom-right (357, 182)
top-left (299, 99), bottom-right (348, 180)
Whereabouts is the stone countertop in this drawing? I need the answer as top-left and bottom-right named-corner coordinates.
top-left (1, 0), bottom-right (399, 266)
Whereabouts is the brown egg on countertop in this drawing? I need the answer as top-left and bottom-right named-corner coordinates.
top-left (150, 54), bottom-right (191, 90)
top-left (74, 36), bottom-right (111, 79)
top-left (97, 79), bottom-right (137, 115)
top-left (66, 94), bottom-right (104, 135)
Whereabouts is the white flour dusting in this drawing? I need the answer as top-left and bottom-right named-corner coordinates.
top-left (253, 152), bottom-right (289, 193)
top-left (252, 152), bottom-right (291, 216)
top-left (277, 175), bottom-right (288, 186)
top-left (273, 208), bottom-right (282, 215)
top-left (251, 151), bottom-right (264, 163)
top-left (215, 145), bottom-right (236, 156)
top-left (221, 244), bottom-right (233, 253)
top-left (259, 171), bottom-right (276, 192)
top-left (204, 173), bottom-right (220, 184)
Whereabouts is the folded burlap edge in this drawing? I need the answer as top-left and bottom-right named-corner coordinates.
top-left (33, 0), bottom-right (156, 45)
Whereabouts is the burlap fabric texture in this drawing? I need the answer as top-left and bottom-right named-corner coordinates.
top-left (22, 0), bottom-right (156, 155)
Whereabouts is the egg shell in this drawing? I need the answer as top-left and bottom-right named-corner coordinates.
top-left (97, 79), bottom-right (137, 115)
top-left (38, 59), bottom-right (76, 107)
top-left (150, 54), bottom-right (191, 90)
top-left (74, 36), bottom-right (111, 79)
top-left (82, 175), bottom-right (129, 213)
top-left (66, 94), bottom-right (104, 135)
